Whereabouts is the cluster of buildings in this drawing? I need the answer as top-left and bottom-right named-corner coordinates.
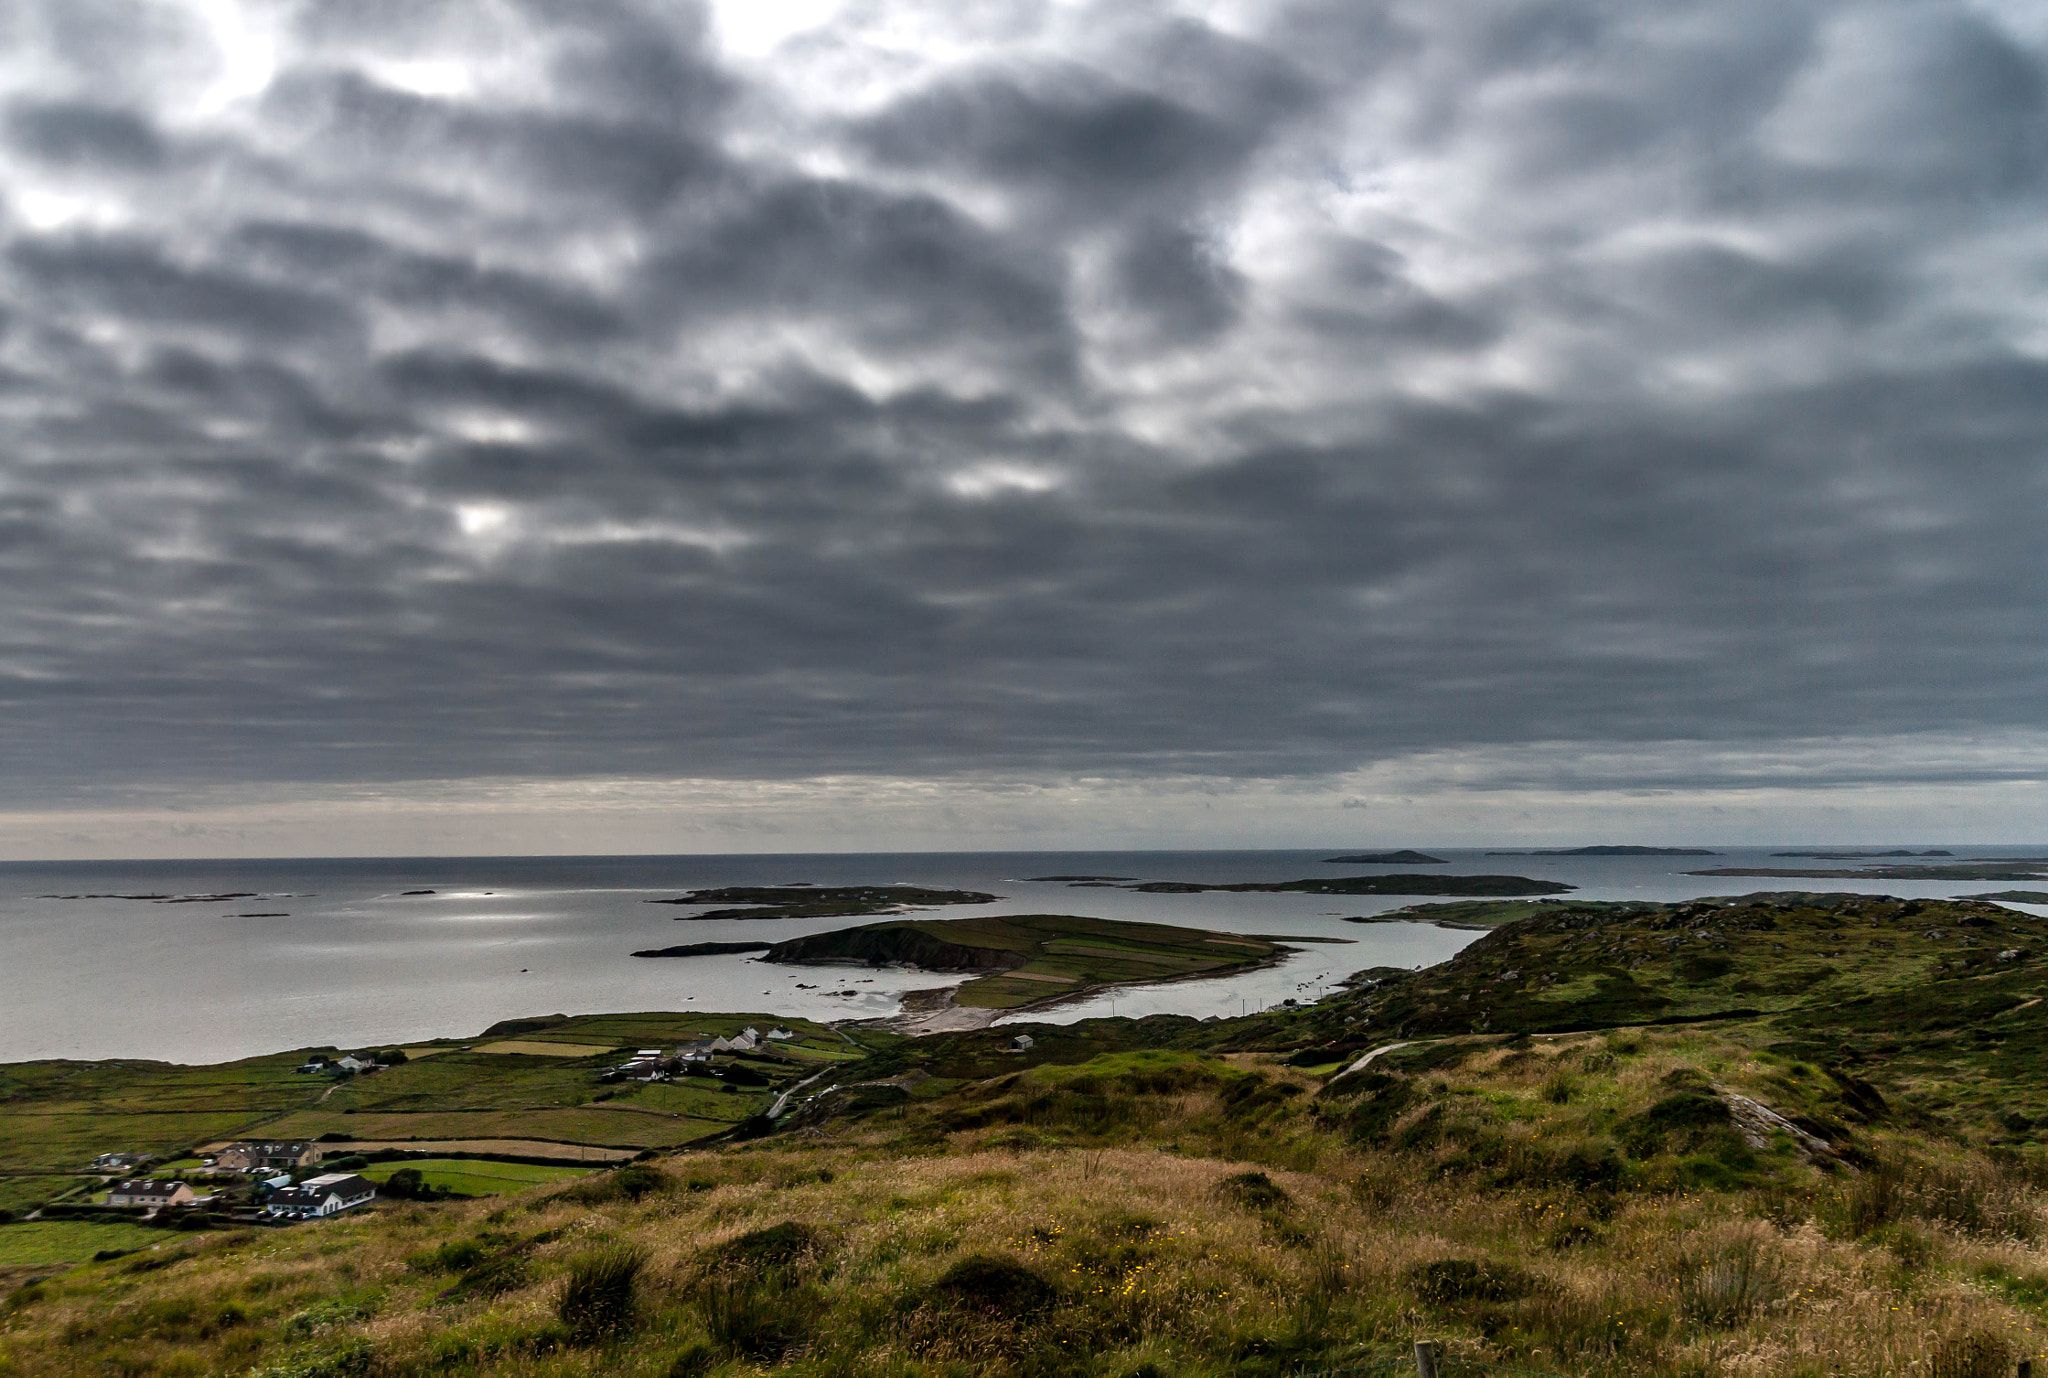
top-left (293, 1053), bottom-right (381, 1075)
top-left (602, 1027), bottom-right (799, 1082)
top-left (95, 1139), bottom-right (376, 1224)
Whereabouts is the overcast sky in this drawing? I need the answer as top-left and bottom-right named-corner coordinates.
top-left (2, 0), bottom-right (2045, 858)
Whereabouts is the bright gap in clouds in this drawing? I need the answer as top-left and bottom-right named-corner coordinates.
top-left (706, 0), bottom-right (848, 58)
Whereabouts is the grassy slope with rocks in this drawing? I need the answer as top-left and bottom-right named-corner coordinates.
top-left (6, 894), bottom-right (2048, 1376)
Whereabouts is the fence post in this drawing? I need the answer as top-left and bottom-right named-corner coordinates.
top-left (2018, 1360), bottom-right (2032, 1378)
top-left (1414, 1339), bottom-right (1440, 1378)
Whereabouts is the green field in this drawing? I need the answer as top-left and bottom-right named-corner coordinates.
top-left (0, 1012), bottom-right (868, 1173)
top-left (0, 1220), bottom-right (162, 1265)
top-left (358, 1159), bottom-right (590, 1196)
top-left (0, 1176), bottom-right (82, 1214)
top-left (0, 1051), bottom-right (332, 1173)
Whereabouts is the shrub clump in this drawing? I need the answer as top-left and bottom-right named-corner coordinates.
top-left (699, 1220), bottom-right (826, 1276)
top-left (563, 1162), bottom-right (671, 1205)
top-left (1677, 1232), bottom-right (1785, 1328)
top-left (690, 1222), bottom-right (831, 1363)
top-left (928, 1254), bottom-right (1058, 1318)
top-left (1216, 1170), bottom-right (1293, 1211)
top-left (1406, 1258), bottom-right (1539, 1305)
top-left (558, 1245), bottom-right (647, 1344)
top-left (1931, 1329), bottom-right (2019, 1378)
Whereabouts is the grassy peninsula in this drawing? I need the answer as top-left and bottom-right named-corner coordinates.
top-left (8, 893), bottom-right (2048, 1377)
top-left (760, 912), bottom-right (1285, 1011)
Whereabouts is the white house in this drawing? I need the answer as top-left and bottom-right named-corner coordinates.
top-left (265, 1172), bottom-right (376, 1219)
top-left (334, 1055), bottom-right (373, 1073)
top-left (766, 1027), bottom-right (797, 1041)
top-left (107, 1179), bottom-right (196, 1209)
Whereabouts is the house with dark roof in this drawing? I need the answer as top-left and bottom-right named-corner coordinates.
top-left (264, 1172), bottom-right (376, 1219)
top-left (214, 1141), bottom-right (321, 1172)
top-left (107, 1179), bottom-right (196, 1209)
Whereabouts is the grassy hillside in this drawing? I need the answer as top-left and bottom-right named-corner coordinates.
top-left (6, 893), bottom-right (2048, 1376)
top-left (0, 1014), bottom-right (863, 1219)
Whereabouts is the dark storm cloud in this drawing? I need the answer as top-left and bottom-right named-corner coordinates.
top-left (0, 0), bottom-right (2045, 809)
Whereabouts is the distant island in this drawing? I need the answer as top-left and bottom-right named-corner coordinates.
top-left (1485, 845), bottom-right (1721, 856)
top-left (648, 885), bottom-right (1000, 921)
top-left (1688, 860), bottom-right (2048, 881)
top-left (771, 913), bottom-right (1282, 1020)
top-left (1123, 874), bottom-right (1573, 897)
top-left (1964, 891), bottom-right (2048, 904)
top-left (633, 912), bottom-right (1289, 1024)
top-left (1322, 850), bottom-right (1447, 864)
top-left (1772, 850), bottom-right (1953, 859)
top-left (1344, 897), bottom-right (1663, 931)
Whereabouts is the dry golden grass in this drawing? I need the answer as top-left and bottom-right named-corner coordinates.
top-left (4, 1038), bottom-right (2047, 1377)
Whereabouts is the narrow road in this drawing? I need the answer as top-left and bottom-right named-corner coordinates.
top-left (1329, 1041), bottom-right (1417, 1082)
top-left (769, 1068), bottom-right (833, 1119)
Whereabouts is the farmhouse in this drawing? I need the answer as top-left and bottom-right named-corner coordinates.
top-left (264, 1172), bottom-right (376, 1219)
top-left (106, 1179), bottom-right (196, 1209)
top-left (214, 1141), bottom-right (321, 1172)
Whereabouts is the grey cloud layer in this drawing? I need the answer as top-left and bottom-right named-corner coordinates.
top-left (0, 0), bottom-right (2044, 804)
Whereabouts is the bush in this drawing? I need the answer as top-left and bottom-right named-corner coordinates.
top-left (407, 1238), bottom-right (488, 1273)
top-left (1835, 1159), bottom-right (1906, 1234)
top-left (563, 1162), bottom-right (670, 1205)
top-left (558, 1245), bottom-right (646, 1344)
top-left (701, 1221), bottom-right (826, 1277)
top-left (686, 1222), bottom-right (827, 1362)
top-left (1677, 1233), bottom-right (1784, 1328)
top-left (1624, 1089), bottom-right (1732, 1157)
top-left (928, 1254), bottom-right (1057, 1318)
top-left (697, 1276), bottom-right (811, 1361)
top-left (666, 1342), bottom-right (720, 1377)
top-left (1406, 1258), bottom-right (1538, 1305)
top-left (1216, 1170), bottom-right (1292, 1211)
top-left (380, 1168), bottom-right (428, 1200)
top-left (1931, 1329), bottom-right (2018, 1378)
top-left (440, 1248), bottom-right (531, 1302)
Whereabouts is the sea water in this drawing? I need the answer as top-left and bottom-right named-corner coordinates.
top-left (0, 847), bottom-right (2032, 1063)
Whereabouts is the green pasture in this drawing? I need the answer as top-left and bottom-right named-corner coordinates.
top-left (0, 1220), bottom-right (162, 1265)
top-left (0, 1176), bottom-right (82, 1214)
top-left (360, 1158), bottom-right (590, 1197)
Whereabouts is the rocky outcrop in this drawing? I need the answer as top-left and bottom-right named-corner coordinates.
top-left (630, 941), bottom-right (774, 958)
top-left (763, 924), bottom-right (1027, 972)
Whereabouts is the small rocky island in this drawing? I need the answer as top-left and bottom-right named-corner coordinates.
top-left (1322, 850), bottom-right (1447, 864)
top-left (1689, 859), bottom-right (2048, 881)
top-left (1486, 845), bottom-right (1721, 856)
